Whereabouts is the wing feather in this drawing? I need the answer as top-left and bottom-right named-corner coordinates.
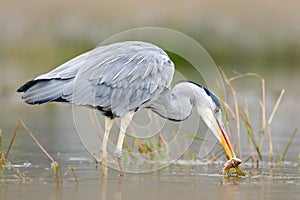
top-left (19, 41), bottom-right (175, 117)
top-left (72, 42), bottom-right (174, 116)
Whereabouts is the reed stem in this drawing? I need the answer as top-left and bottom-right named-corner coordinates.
top-left (267, 89), bottom-right (285, 162)
top-left (0, 129), bottom-right (3, 162)
top-left (5, 121), bottom-right (20, 159)
top-left (220, 69), bottom-right (241, 157)
top-left (259, 79), bottom-right (266, 151)
top-left (280, 128), bottom-right (298, 162)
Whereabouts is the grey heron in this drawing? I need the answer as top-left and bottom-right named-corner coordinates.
top-left (17, 41), bottom-right (241, 175)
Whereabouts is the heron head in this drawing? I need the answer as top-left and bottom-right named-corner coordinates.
top-left (192, 84), bottom-right (236, 160)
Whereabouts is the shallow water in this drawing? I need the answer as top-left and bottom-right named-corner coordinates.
top-left (1, 68), bottom-right (300, 199)
top-left (1, 2), bottom-right (300, 198)
top-left (1, 100), bottom-right (300, 200)
top-left (1, 159), bottom-right (300, 200)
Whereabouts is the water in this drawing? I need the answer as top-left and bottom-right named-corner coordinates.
top-left (1, 1), bottom-right (300, 198)
top-left (1, 64), bottom-right (300, 200)
top-left (1, 92), bottom-right (300, 199)
top-left (1, 161), bottom-right (300, 200)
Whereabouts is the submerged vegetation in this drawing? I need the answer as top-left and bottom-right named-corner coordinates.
top-left (0, 71), bottom-right (298, 183)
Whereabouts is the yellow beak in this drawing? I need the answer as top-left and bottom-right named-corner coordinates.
top-left (216, 121), bottom-right (236, 159)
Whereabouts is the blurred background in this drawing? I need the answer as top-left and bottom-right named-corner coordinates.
top-left (1, 0), bottom-right (300, 94)
top-left (0, 0), bottom-right (300, 95)
top-left (0, 0), bottom-right (299, 161)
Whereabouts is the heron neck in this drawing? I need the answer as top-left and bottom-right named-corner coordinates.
top-left (148, 87), bottom-right (193, 121)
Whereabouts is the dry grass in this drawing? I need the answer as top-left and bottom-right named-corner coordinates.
top-left (241, 102), bottom-right (262, 162)
top-left (280, 128), bottom-right (298, 163)
top-left (0, 119), bottom-right (75, 184)
top-left (267, 89), bottom-right (285, 162)
top-left (219, 70), bottom-right (296, 166)
top-left (0, 129), bottom-right (3, 164)
top-left (1, 71), bottom-right (298, 181)
top-left (220, 70), bottom-right (241, 157)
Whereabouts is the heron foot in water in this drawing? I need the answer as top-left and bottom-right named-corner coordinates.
top-left (99, 150), bottom-right (108, 175)
top-left (114, 151), bottom-right (124, 176)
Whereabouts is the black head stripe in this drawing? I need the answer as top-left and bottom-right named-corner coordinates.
top-left (183, 81), bottom-right (222, 109)
top-left (202, 87), bottom-right (222, 109)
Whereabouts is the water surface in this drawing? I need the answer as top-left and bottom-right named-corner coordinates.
top-left (1, 71), bottom-right (299, 200)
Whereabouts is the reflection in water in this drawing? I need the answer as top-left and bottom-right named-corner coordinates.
top-left (221, 175), bottom-right (242, 186)
top-left (99, 176), bottom-right (107, 199)
top-left (1, 163), bottom-right (300, 200)
top-left (220, 176), bottom-right (242, 200)
top-left (0, 97), bottom-right (300, 200)
top-left (98, 174), bottom-right (124, 200)
top-left (114, 176), bottom-right (123, 200)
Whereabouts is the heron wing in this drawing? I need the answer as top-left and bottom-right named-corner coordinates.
top-left (18, 41), bottom-right (174, 116)
top-left (66, 41), bottom-right (175, 117)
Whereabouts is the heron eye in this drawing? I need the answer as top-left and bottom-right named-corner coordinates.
top-left (214, 108), bottom-right (220, 113)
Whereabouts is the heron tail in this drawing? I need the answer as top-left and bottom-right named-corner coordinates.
top-left (17, 79), bottom-right (71, 104)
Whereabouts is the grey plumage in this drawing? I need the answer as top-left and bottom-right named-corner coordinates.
top-left (18, 41), bottom-right (175, 118)
top-left (17, 40), bottom-right (239, 175)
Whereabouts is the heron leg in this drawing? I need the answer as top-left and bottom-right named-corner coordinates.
top-left (114, 112), bottom-right (134, 176)
top-left (100, 117), bottom-right (114, 175)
